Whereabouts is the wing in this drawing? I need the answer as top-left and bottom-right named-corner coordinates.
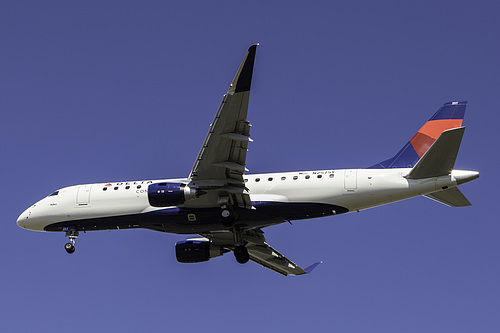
top-left (203, 229), bottom-right (319, 276)
top-left (188, 45), bottom-right (258, 209)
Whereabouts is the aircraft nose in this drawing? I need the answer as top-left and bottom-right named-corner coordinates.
top-left (16, 207), bottom-right (32, 229)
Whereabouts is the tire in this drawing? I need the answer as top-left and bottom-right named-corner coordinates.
top-left (64, 242), bottom-right (75, 254)
top-left (234, 245), bottom-right (249, 264)
top-left (220, 208), bottom-right (235, 227)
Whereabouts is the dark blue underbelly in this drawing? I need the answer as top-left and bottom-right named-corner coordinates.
top-left (44, 202), bottom-right (349, 234)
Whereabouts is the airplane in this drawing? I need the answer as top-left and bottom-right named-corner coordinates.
top-left (17, 44), bottom-right (479, 276)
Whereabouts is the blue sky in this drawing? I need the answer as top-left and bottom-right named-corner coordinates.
top-left (1, 1), bottom-right (498, 332)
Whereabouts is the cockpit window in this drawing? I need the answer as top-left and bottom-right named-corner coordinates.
top-left (48, 191), bottom-right (59, 197)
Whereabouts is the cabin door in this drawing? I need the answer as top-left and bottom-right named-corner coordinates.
top-left (344, 169), bottom-right (358, 192)
top-left (76, 185), bottom-right (92, 206)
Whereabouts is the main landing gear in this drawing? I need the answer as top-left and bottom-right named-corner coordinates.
top-left (217, 195), bottom-right (238, 228)
top-left (64, 229), bottom-right (79, 254)
top-left (219, 205), bottom-right (236, 227)
top-left (234, 245), bottom-right (249, 264)
top-left (232, 227), bottom-right (249, 264)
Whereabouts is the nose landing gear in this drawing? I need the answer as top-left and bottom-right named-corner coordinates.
top-left (64, 242), bottom-right (75, 254)
top-left (64, 229), bottom-right (79, 254)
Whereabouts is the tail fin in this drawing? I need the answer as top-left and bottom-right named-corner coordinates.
top-left (369, 101), bottom-right (467, 169)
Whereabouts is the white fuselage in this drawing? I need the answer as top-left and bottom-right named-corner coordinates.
top-left (17, 168), bottom-right (476, 233)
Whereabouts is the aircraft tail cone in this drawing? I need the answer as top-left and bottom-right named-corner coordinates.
top-left (453, 170), bottom-right (479, 185)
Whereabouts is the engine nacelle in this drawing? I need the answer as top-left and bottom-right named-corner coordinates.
top-left (148, 182), bottom-right (196, 207)
top-left (175, 239), bottom-right (223, 263)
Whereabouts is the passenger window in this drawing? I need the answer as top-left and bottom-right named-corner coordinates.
top-left (268, 177), bottom-right (273, 181)
top-left (255, 178), bottom-right (260, 182)
top-left (317, 175), bottom-right (322, 179)
top-left (281, 177), bottom-right (286, 181)
top-left (244, 179), bottom-right (248, 182)
top-left (293, 176), bottom-right (298, 180)
top-left (125, 186), bottom-right (130, 190)
top-left (305, 175), bottom-right (310, 179)
top-left (137, 185), bottom-right (142, 189)
top-left (103, 187), bottom-right (108, 191)
top-left (114, 187), bottom-right (119, 190)
top-left (329, 174), bottom-right (334, 178)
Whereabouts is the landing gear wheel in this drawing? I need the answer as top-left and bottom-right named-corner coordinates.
top-left (64, 229), bottom-right (78, 254)
top-left (220, 207), bottom-right (236, 227)
top-left (234, 245), bottom-right (249, 264)
top-left (64, 242), bottom-right (75, 254)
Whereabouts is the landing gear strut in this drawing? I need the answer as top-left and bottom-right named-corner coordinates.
top-left (64, 229), bottom-right (79, 254)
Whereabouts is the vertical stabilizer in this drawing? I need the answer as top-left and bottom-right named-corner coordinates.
top-left (370, 101), bottom-right (467, 169)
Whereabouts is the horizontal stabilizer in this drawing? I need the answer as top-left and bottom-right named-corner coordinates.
top-left (425, 187), bottom-right (471, 207)
top-left (406, 127), bottom-right (465, 179)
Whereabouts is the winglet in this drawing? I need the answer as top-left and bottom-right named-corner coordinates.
top-left (228, 44), bottom-right (258, 94)
top-left (304, 261), bottom-right (322, 274)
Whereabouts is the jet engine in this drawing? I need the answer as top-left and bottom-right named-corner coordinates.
top-left (175, 239), bottom-right (224, 263)
top-left (148, 182), bottom-right (197, 207)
